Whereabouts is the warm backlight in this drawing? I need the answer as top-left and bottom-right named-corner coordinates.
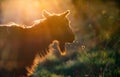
top-left (1, 0), bottom-right (70, 25)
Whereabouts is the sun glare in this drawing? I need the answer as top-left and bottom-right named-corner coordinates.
top-left (1, 0), bottom-right (71, 25)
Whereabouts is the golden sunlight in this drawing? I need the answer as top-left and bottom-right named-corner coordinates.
top-left (0, 0), bottom-right (119, 77)
top-left (1, 0), bottom-right (73, 25)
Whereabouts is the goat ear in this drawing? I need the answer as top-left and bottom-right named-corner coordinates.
top-left (42, 10), bottom-right (50, 18)
top-left (61, 10), bottom-right (70, 17)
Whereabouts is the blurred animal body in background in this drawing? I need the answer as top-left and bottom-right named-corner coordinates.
top-left (0, 10), bottom-right (74, 77)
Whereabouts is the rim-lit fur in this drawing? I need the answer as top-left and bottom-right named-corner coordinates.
top-left (0, 10), bottom-right (74, 77)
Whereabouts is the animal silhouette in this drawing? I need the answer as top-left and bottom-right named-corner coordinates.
top-left (0, 10), bottom-right (74, 77)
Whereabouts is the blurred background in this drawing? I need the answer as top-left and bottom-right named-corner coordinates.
top-left (0, 0), bottom-right (120, 77)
